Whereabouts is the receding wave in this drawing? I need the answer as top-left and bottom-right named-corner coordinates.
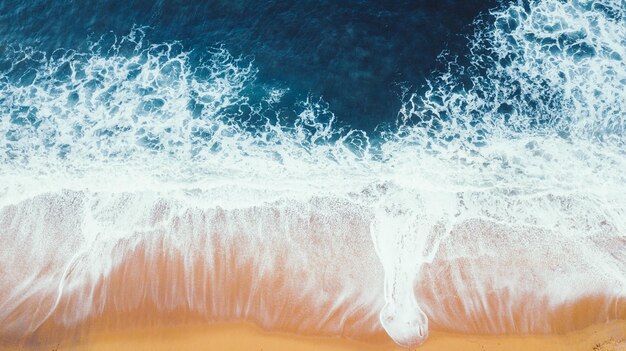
top-left (1, 0), bottom-right (625, 348)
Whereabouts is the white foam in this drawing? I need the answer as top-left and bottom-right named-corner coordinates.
top-left (0, 0), bottom-right (625, 347)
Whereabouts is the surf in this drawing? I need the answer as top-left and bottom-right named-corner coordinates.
top-left (0, 0), bottom-right (625, 348)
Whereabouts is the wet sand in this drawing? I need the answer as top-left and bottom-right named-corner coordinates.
top-left (2, 195), bottom-right (625, 350)
top-left (2, 320), bottom-right (625, 351)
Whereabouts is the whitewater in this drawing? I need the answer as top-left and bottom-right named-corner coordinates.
top-left (0, 0), bottom-right (625, 347)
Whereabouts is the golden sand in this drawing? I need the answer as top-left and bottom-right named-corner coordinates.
top-left (2, 238), bottom-right (625, 351)
top-left (2, 320), bottom-right (625, 351)
top-left (2, 202), bottom-right (625, 350)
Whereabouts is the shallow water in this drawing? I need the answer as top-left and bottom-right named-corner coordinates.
top-left (0, 0), bottom-right (625, 348)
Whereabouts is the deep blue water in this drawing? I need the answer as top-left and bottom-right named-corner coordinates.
top-left (0, 2), bottom-right (624, 347)
top-left (0, 0), bottom-right (498, 130)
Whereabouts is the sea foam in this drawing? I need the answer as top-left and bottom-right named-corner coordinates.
top-left (0, 0), bottom-right (625, 347)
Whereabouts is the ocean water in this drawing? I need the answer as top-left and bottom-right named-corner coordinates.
top-left (0, 0), bottom-right (625, 348)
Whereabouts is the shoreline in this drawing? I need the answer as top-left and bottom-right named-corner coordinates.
top-left (3, 320), bottom-right (625, 351)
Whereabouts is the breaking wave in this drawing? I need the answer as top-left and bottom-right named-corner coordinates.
top-left (1, 0), bottom-right (625, 347)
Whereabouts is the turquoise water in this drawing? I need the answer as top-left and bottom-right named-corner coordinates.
top-left (0, 0), bottom-right (625, 347)
top-left (0, 0), bottom-right (496, 130)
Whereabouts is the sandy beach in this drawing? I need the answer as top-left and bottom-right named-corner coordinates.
top-left (2, 319), bottom-right (625, 351)
top-left (2, 1), bottom-right (625, 349)
top-left (2, 199), bottom-right (625, 350)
